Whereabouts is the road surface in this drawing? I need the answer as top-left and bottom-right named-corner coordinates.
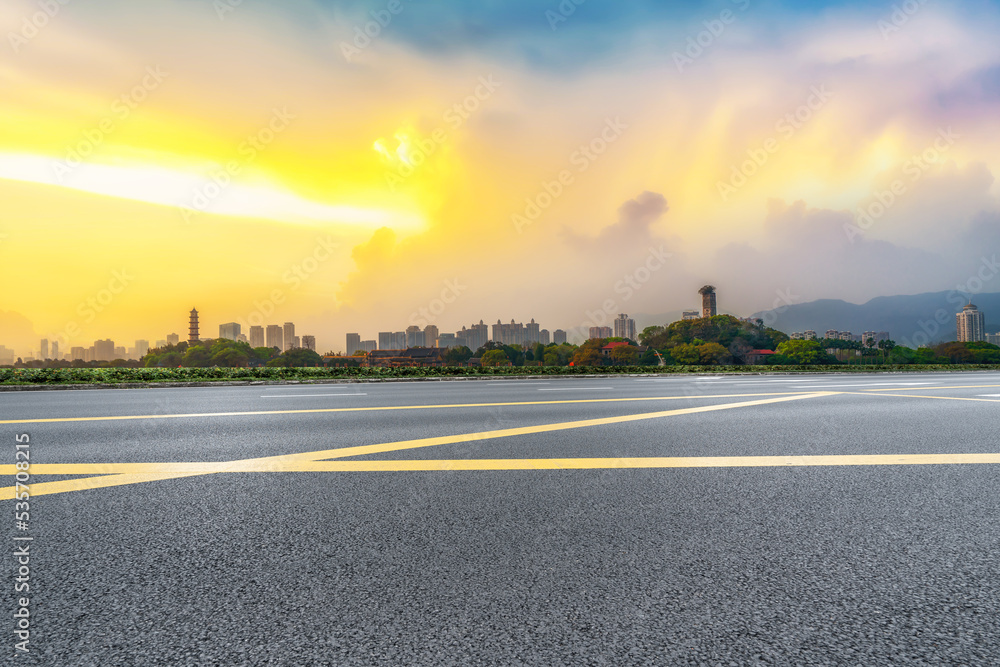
top-left (3, 372), bottom-right (1000, 665)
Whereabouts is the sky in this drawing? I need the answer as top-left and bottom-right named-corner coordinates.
top-left (1, 0), bottom-right (999, 356)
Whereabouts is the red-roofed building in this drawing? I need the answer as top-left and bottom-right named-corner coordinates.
top-left (600, 341), bottom-right (632, 357)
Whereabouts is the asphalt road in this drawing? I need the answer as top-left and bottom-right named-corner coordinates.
top-left (3, 372), bottom-right (1000, 666)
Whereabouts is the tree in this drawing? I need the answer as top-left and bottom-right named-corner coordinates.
top-left (181, 347), bottom-right (211, 367)
top-left (609, 345), bottom-right (639, 365)
top-left (571, 339), bottom-right (606, 366)
top-left (638, 326), bottom-right (664, 346)
top-left (444, 345), bottom-right (473, 365)
top-left (775, 340), bottom-right (832, 365)
top-left (698, 342), bottom-right (730, 365)
top-left (671, 343), bottom-right (700, 365)
top-left (481, 350), bottom-right (509, 367)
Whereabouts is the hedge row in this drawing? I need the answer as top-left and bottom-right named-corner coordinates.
top-left (2, 364), bottom-right (1000, 385)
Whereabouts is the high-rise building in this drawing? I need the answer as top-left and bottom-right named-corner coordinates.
top-left (492, 319), bottom-right (534, 346)
top-left (424, 325), bottom-right (439, 347)
top-left (699, 285), bottom-right (717, 318)
top-left (219, 322), bottom-right (241, 341)
top-left (0, 346), bottom-right (13, 364)
top-left (156, 340), bottom-right (167, 349)
top-left (283, 323), bottom-right (295, 352)
top-left (437, 333), bottom-right (457, 348)
top-left (70, 346), bottom-right (85, 361)
top-left (249, 326), bottom-right (264, 348)
top-left (51, 341), bottom-right (59, 361)
top-left (956, 303), bottom-right (985, 342)
top-left (189, 308), bottom-right (200, 342)
top-left (301, 335), bottom-right (316, 351)
top-left (682, 310), bottom-right (700, 320)
top-left (458, 321), bottom-right (489, 352)
top-left (838, 331), bottom-right (853, 341)
top-left (803, 330), bottom-right (816, 340)
top-left (266, 325), bottom-right (283, 350)
top-left (539, 329), bottom-right (550, 345)
top-left (94, 339), bottom-right (115, 361)
top-left (359, 340), bottom-right (377, 353)
top-left (589, 326), bottom-right (612, 340)
top-left (825, 330), bottom-right (838, 339)
top-left (40, 339), bottom-right (49, 359)
top-left (114, 346), bottom-right (127, 359)
top-left (378, 332), bottom-right (394, 350)
top-left (346, 333), bottom-right (361, 355)
top-left (986, 333), bottom-right (1000, 345)
top-left (406, 325), bottom-right (426, 348)
top-left (553, 329), bottom-right (567, 345)
top-left (525, 319), bottom-right (540, 345)
top-left (291, 335), bottom-right (300, 349)
top-left (167, 333), bottom-right (180, 346)
top-left (613, 314), bottom-right (637, 341)
top-left (136, 340), bottom-right (149, 358)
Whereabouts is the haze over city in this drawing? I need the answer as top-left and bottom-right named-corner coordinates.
top-left (2, 0), bottom-right (1000, 356)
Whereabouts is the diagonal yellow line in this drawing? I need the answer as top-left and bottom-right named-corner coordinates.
top-left (0, 392), bottom-right (834, 499)
top-left (267, 452), bottom-right (1000, 471)
top-left (0, 391), bottom-right (823, 425)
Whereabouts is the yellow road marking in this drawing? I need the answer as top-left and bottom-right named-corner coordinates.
top-left (244, 453), bottom-right (1000, 471)
top-left (0, 392), bottom-right (832, 498)
top-left (0, 391), bottom-right (820, 425)
top-left (7, 453), bottom-right (1000, 499)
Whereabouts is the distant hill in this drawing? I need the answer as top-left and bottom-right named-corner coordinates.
top-left (750, 291), bottom-right (1000, 346)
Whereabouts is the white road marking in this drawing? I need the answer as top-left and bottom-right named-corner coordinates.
top-left (537, 387), bottom-right (615, 391)
top-left (799, 382), bottom-right (939, 388)
top-left (261, 394), bottom-right (368, 398)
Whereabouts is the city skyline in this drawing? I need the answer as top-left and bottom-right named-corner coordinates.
top-left (3, 1), bottom-right (1000, 358)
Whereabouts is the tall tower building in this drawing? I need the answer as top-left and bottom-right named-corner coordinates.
top-left (424, 325), bottom-right (439, 347)
top-left (135, 340), bottom-right (150, 358)
top-left (283, 323), bottom-right (295, 352)
top-left (167, 333), bottom-right (180, 346)
top-left (346, 333), bottom-right (361, 355)
top-left (51, 341), bottom-right (59, 361)
top-left (301, 335), bottom-right (316, 352)
top-left (219, 322), bottom-right (241, 341)
top-left (699, 285), bottom-right (717, 318)
top-left (40, 339), bottom-right (49, 359)
top-left (249, 326), bottom-right (265, 348)
top-left (266, 325), bottom-right (283, 350)
top-left (189, 308), bottom-right (200, 342)
top-left (956, 303), bottom-right (985, 342)
top-left (613, 314), bottom-right (637, 341)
